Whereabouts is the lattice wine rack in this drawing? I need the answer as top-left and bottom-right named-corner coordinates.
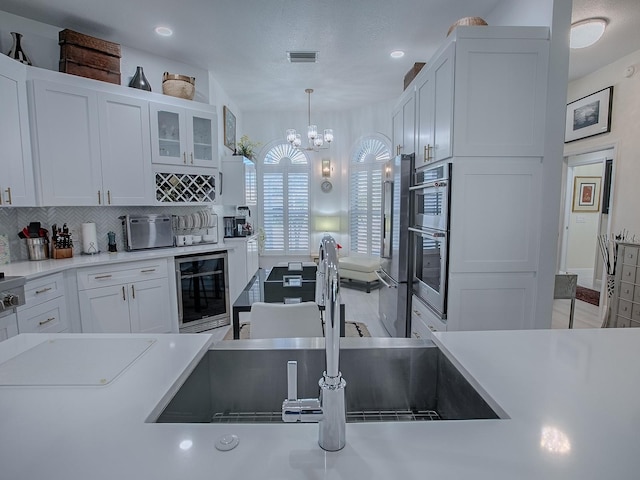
top-left (155, 172), bottom-right (216, 203)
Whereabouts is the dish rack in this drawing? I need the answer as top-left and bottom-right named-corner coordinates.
top-left (172, 211), bottom-right (218, 243)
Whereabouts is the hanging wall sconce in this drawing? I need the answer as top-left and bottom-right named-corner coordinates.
top-left (322, 158), bottom-right (331, 178)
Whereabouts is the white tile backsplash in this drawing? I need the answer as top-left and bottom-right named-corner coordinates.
top-left (0, 205), bottom-right (223, 262)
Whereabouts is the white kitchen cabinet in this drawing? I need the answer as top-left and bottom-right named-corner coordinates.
top-left (415, 43), bottom-right (454, 168)
top-left (410, 27), bottom-right (549, 164)
top-left (30, 79), bottom-right (102, 205)
top-left (391, 87), bottom-right (415, 157)
top-left (0, 312), bottom-right (18, 342)
top-left (17, 272), bottom-right (70, 334)
top-left (410, 295), bottom-right (447, 340)
top-left (150, 102), bottom-right (218, 169)
top-left (221, 155), bottom-right (257, 206)
top-left (0, 54), bottom-right (35, 207)
top-left (17, 295), bottom-right (69, 333)
top-left (226, 235), bottom-right (259, 304)
top-left (30, 79), bottom-right (154, 206)
top-left (77, 260), bottom-right (174, 333)
top-left (98, 92), bottom-right (154, 205)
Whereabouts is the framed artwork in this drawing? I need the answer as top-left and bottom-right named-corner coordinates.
top-left (565, 86), bottom-right (613, 143)
top-left (223, 106), bottom-right (236, 151)
top-left (572, 176), bottom-right (601, 212)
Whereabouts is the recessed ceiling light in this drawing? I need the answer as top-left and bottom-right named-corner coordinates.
top-left (155, 26), bottom-right (173, 37)
top-left (570, 18), bottom-right (607, 49)
top-left (390, 50), bottom-right (405, 59)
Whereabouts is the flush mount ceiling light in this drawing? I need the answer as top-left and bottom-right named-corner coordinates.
top-left (286, 89), bottom-right (333, 151)
top-left (390, 50), bottom-right (405, 59)
top-left (155, 26), bottom-right (173, 37)
top-left (570, 18), bottom-right (607, 49)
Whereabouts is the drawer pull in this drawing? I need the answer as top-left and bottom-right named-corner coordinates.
top-left (412, 331), bottom-right (421, 339)
top-left (413, 309), bottom-right (422, 317)
top-left (39, 317), bottom-right (55, 326)
top-left (428, 325), bottom-right (436, 332)
top-left (35, 287), bottom-right (53, 295)
top-left (95, 275), bottom-right (113, 280)
top-left (140, 269), bottom-right (156, 273)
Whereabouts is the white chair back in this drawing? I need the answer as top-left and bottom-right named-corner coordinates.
top-left (249, 301), bottom-right (323, 339)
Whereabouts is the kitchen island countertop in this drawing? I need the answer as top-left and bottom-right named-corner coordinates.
top-left (0, 328), bottom-right (639, 479)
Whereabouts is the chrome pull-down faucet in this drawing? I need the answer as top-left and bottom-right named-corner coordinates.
top-left (282, 234), bottom-right (346, 451)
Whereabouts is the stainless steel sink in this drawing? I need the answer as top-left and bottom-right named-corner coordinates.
top-left (154, 338), bottom-right (502, 424)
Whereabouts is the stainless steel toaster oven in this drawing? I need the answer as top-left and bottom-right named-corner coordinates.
top-left (121, 214), bottom-right (174, 251)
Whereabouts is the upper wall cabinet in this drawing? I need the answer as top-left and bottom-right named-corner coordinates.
top-left (30, 79), bottom-right (154, 206)
top-left (410, 27), bottom-right (550, 165)
top-left (221, 155), bottom-right (257, 206)
top-left (391, 88), bottom-right (415, 157)
top-left (0, 55), bottom-right (36, 207)
top-left (150, 102), bottom-right (218, 169)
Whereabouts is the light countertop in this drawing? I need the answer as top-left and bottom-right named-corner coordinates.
top-left (0, 328), bottom-right (638, 479)
top-left (1, 242), bottom-right (236, 280)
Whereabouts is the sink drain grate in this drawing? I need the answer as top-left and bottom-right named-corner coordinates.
top-left (210, 409), bottom-right (441, 424)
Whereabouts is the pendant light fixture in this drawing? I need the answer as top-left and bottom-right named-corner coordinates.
top-left (286, 89), bottom-right (333, 151)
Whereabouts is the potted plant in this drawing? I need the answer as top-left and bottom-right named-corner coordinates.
top-left (235, 135), bottom-right (260, 160)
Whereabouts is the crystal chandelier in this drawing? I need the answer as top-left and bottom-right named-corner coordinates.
top-left (286, 88), bottom-right (334, 150)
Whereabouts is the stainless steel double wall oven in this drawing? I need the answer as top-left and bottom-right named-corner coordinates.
top-left (409, 162), bottom-right (451, 319)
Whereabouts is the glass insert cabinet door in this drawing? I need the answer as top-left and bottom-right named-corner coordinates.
top-left (191, 114), bottom-right (213, 164)
top-left (150, 102), bottom-right (217, 167)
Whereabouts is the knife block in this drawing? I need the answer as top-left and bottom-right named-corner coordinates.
top-left (53, 247), bottom-right (73, 259)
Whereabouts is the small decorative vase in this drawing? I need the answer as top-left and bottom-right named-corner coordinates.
top-left (6, 32), bottom-right (32, 66)
top-left (128, 66), bottom-right (152, 91)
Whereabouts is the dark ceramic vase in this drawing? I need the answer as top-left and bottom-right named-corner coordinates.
top-left (7, 32), bottom-right (32, 66)
top-left (129, 66), bottom-right (152, 91)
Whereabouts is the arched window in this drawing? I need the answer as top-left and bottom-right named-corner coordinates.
top-left (349, 136), bottom-right (391, 256)
top-left (259, 143), bottom-right (310, 254)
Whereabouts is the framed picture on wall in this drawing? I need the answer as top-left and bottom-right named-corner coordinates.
top-left (572, 176), bottom-right (602, 212)
top-left (223, 106), bottom-right (236, 151)
top-left (564, 86), bottom-right (613, 143)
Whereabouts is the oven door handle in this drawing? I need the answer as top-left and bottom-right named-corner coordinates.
top-left (375, 270), bottom-right (395, 288)
top-left (408, 227), bottom-right (447, 239)
top-left (409, 180), bottom-right (448, 191)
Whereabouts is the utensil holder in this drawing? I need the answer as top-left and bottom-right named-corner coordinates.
top-left (25, 238), bottom-right (50, 261)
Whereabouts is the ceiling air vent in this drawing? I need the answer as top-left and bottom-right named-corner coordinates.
top-left (287, 51), bottom-right (318, 63)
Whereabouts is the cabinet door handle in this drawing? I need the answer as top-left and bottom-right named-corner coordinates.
top-left (107, 190), bottom-right (111, 205)
top-left (39, 317), bottom-right (55, 326)
top-left (95, 274), bottom-right (112, 280)
top-left (424, 144), bottom-right (433, 162)
top-left (5, 187), bottom-right (12, 205)
top-left (131, 285), bottom-right (135, 299)
top-left (190, 152), bottom-right (194, 164)
top-left (35, 287), bottom-right (53, 295)
top-left (183, 152), bottom-right (187, 164)
top-left (219, 172), bottom-right (224, 195)
top-left (122, 286), bottom-right (126, 301)
top-left (97, 190), bottom-right (102, 204)
top-left (140, 269), bottom-right (156, 273)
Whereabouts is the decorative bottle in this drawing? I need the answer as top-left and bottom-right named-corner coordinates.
top-left (128, 66), bottom-right (152, 91)
top-left (6, 32), bottom-right (32, 66)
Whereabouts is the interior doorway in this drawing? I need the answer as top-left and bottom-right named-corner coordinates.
top-left (559, 148), bottom-right (614, 292)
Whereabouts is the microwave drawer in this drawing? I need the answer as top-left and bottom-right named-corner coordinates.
top-left (77, 260), bottom-right (168, 290)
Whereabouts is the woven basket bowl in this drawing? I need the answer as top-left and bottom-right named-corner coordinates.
top-left (162, 72), bottom-right (196, 100)
top-left (447, 17), bottom-right (488, 36)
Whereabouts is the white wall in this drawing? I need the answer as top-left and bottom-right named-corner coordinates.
top-left (564, 48), bottom-right (640, 238)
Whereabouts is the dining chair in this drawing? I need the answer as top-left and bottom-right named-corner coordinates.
top-left (249, 301), bottom-right (323, 339)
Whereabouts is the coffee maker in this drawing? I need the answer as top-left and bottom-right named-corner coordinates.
top-left (223, 207), bottom-right (252, 238)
